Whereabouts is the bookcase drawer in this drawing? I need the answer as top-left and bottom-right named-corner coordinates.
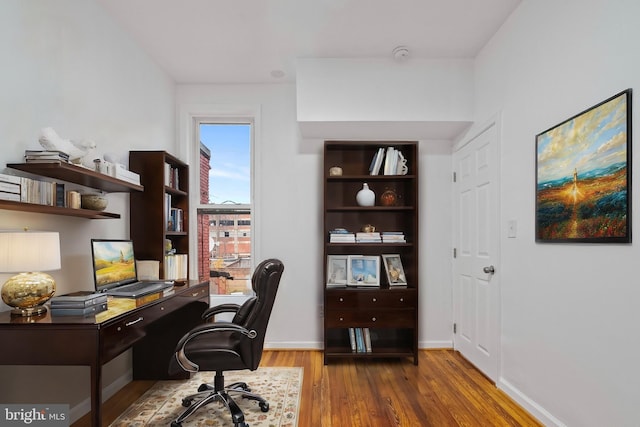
top-left (325, 308), bottom-right (415, 328)
top-left (326, 290), bottom-right (416, 309)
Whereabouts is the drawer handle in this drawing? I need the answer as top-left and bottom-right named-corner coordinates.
top-left (160, 306), bottom-right (165, 311)
top-left (125, 317), bottom-right (144, 327)
top-left (192, 292), bottom-right (200, 297)
top-left (400, 298), bottom-right (404, 302)
top-left (339, 317), bottom-right (344, 321)
top-left (372, 317), bottom-right (376, 322)
top-left (339, 297), bottom-right (344, 302)
top-left (372, 298), bottom-right (377, 302)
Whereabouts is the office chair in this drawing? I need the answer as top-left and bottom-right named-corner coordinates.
top-left (168, 258), bottom-right (284, 427)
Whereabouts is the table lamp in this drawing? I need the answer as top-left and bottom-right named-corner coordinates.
top-left (0, 229), bottom-right (61, 316)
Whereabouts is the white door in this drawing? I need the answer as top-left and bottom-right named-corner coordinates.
top-left (452, 122), bottom-right (500, 381)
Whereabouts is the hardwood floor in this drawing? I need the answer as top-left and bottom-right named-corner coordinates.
top-left (72, 350), bottom-right (542, 427)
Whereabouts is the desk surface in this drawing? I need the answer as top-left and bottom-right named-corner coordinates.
top-left (0, 280), bottom-right (210, 427)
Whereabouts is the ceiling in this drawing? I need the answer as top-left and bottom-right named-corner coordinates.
top-left (97, 0), bottom-right (521, 84)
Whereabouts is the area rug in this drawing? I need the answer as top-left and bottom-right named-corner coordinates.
top-left (110, 367), bottom-right (302, 426)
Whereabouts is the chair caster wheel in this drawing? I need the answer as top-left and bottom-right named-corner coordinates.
top-left (171, 422), bottom-right (182, 427)
top-left (259, 401), bottom-right (269, 412)
top-left (181, 398), bottom-right (193, 407)
top-left (197, 383), bottom-right (209, 392)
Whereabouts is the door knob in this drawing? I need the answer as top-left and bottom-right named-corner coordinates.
top-left (483, 265), bottom-right (495, 274)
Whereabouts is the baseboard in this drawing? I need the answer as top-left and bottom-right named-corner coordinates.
top-left (68, 370), bottom-right (133, 424)
top-left (498, 377), bottom-right (566, 427)
top-left (264, 340), bottom-right (452, 350)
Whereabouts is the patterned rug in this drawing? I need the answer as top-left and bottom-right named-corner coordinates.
top-left (110, 367), bottom-right (302, 426)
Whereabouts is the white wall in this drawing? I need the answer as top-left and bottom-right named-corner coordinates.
top-left (473, 1), bottom-right (640, 426)
top-left (176, 83), bottom-right (455, 350)
top-left (0, 0), bottom-right (175, 421)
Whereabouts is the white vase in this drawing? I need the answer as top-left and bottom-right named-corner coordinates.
top-left (356, 183), bottom-right (375, 206)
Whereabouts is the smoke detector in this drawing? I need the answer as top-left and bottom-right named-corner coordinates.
top-left (392, 46), bottom-right (410, 62)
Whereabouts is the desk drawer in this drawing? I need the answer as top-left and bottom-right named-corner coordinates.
top-left (101, 311), bottom-right (152, 362)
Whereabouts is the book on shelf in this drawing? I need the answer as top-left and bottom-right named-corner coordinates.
top-left (330, 234), bottom-right (356, 243)
top-left (369, 147), bottom-right (385, 175)
top-left (0, 191), bottom-right (20, 202)
top-left (50, 302), bottom-right (108, 316)
top-left (381, 231), bottom-right (406, 243)
top-left (164, 253), bottom-right (188, 281)
top-left (363, 328), bottom-right (372, 352)
top-left (355, 232), bottom-right (382, 243)
top-left (24, 150), bottom-right (70, 163)
top-left (349, 328), bottom-right (357, 352)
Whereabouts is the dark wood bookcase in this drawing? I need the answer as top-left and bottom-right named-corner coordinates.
top-left (323, 141), bottom-right (419, 365)
top-left (129, 151), bottom-right (189, 280)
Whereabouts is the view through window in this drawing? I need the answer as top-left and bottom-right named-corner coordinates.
top-left (197, 122), bottom-right (252, 295)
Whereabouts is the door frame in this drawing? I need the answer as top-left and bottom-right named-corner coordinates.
top-left (451, 114), bottom-right (502, 381)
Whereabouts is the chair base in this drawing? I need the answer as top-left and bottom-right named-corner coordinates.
top-left (171, 373), bottom-right (269, 427)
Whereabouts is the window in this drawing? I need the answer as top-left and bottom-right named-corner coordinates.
top-left (196, 122), bottom-right (253, 295)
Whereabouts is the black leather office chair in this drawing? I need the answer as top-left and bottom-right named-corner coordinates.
top-left (169, 258), bottom-right (284, 427)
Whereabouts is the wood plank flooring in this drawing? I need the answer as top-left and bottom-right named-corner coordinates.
top-left (72, 349), bottom-right (542, 427)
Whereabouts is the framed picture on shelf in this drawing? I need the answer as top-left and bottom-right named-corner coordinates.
top-left (535, 88), bottom-right (632, 243)
top-left (326, 255), bottom-right (348, 287)
top-left (382, 254), bottom-right (407, 286)
top-left (347, 255), bottom-right (380, 287)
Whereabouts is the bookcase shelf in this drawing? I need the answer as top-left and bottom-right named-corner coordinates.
top-left (323, 141), bottom-right (419, 365)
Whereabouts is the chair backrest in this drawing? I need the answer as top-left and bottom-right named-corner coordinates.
top-left (236, 258), bottom-right (284, 369)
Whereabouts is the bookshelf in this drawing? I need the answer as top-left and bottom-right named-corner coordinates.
top-left (2, 162), bottom-right (143, 219)
top-left (129, 151), bottom-right (189, 281)
top-left (323, 141), bottom-right (419, 365)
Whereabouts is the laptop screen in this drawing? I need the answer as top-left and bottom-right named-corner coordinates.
top-left (91, 239), bottom-right (138, 292)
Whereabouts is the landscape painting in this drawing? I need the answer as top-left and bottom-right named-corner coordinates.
top-left (536, 89), bottom-right (632, 243)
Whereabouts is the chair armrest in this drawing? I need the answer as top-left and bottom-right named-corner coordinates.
top-left (202, 303), bottom-right (242, 321)
top-left (174, 322), bottom-right (257, 373)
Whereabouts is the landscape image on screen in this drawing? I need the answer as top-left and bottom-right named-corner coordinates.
top-left (536, 92), bottom-right (629, 241)
top-left (92, 240), bottom-right (136, 286)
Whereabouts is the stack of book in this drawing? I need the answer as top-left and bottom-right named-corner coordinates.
top-left (0, 173), bottom-right (21, 202)
top-left (349, 327), bottom-right (372, 353)
top-left (329, 228), bottom-right (355, 243)
top-left (355, 232), bottom-right (382, 243)
top-left (24, 150), bottom-right (70, 163)
top-left (381, 231), bottom-right (406, 243)
top-left (164, 253), bottom-right (188, 281)
top-left (49, 292), bottom-right (108, 316)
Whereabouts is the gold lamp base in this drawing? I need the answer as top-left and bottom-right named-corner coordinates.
top-left (1, 272), bottom-right (56, 317)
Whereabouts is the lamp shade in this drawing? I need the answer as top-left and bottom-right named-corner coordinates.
top-left (0, 231), bottom-right (61, 273)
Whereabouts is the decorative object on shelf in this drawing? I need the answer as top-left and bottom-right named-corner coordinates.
top-left (361, 224), bottom-right (376, 233)
top-left (326, 255), bottom-right (348, 287)
top-left (355, 183), bottom-right (375, 206)
top-left (38, 127), bottom-right (96, 165)
top-left (0, 229), bottom-right (61, 316)
top-left (347, 255), bottom-right (380, 287)
top-left (81, 194), bottom-right (108, 211)
top-left (382, 254), bottom-right (407, 286)
top-left (329, 166), bottom-right (343, 176)
top-left (380, 189), bottom-right (398, 206)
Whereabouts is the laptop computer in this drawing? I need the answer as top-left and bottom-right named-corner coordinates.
top-left (90, 239), bottom-right (174, 298)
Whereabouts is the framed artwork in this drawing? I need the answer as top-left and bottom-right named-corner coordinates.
top-left (382, 254), bottom-right (407, 286)
top-left (326, 255), bottom-right (348, 287)
top-left (536, 89), bottom-right (632, 243)
top-left (347, 255), bottom-right (380, 287)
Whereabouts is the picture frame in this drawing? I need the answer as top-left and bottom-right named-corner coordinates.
top-left (347, 255), bottom-right (380, 287)
top-left (381, 254), bottom-right (407, 286)
top-left (536, 89), bottom-right (632, 243)
top-left (326, 255), bottom-right (348, 287)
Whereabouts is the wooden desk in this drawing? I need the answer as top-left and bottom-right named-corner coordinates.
top-left (0, 280), bottom-right (209, 427)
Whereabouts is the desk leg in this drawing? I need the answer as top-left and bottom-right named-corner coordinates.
top-left (90, 362), bottom-right (102, 427)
